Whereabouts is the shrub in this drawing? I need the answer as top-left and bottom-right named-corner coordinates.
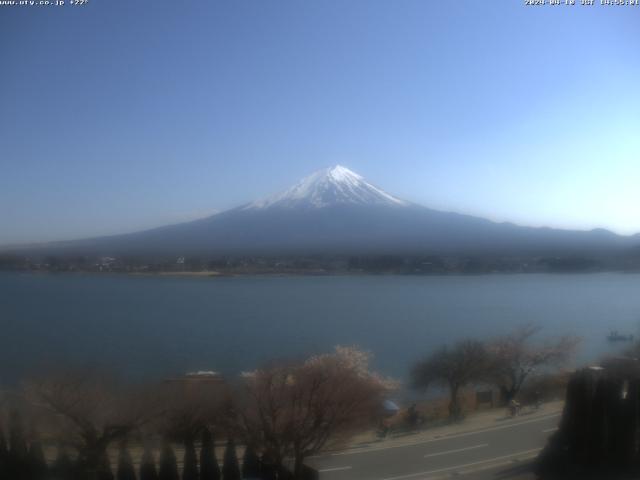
top-left (158, 441), bottom-right (179, 480)
top-left (117, 446), bottom-right (136, 480)
top-left (222, 439), bottom-right (240, 480)
top-left (199, 429), bottom-right (220, 480)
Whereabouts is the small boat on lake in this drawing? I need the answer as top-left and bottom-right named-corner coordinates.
top-left (607, 330), bottom-right (634, 342)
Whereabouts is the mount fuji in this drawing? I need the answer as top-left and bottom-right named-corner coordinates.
top-left (10, 165), bottom-right (639, 257)
top-left (243, 165), bottom-right (408, 210)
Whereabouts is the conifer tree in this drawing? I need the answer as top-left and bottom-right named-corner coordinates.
top-left (51, 447), bottom-right (74, 480)
top-left (276, 466), bottom-right (293, 480)
top-left (259, 454), bottom-right (277, 480)
top-left (199, 429), bottom-right (220, 480)
top-left (0, 423), bottom-right (8, 480)
top-left (139, 445), bottom-right (158, 480)
top-left (183, 437), bottom-right (198, 480)
top-left (97, 450), bottom-right (114, 480)
top-left (116, 445), bottom-right (136, 480)
top-left (27, 436), bottom-right (48, 480)
top-left (8, 410), bottom-right (28, 479)
top-left (240, 445), bottom-right (260, 479)
top-left (158, 441), bottom-right (179, 480)
top-left (221, 439), bottom-right (241, 480)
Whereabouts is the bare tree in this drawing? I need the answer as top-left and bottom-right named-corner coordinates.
top-left (236, 346), bottom-right (391, 479)
top-left (412, 340), bottom-right (488, 420)
top-left (485, 324), bottom-right (579, 403)
top-left (153, 377), bottom-right (230, 443)
top-left (24, 369), bottom-right (159, 479)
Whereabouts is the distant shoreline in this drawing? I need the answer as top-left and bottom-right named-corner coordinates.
top-left (3, 268), bottom-right (640, 279)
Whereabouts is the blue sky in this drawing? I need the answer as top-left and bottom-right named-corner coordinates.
top-left (1, 1), bottom-right (639, 244)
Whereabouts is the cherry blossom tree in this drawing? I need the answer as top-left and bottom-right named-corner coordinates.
top-left (486, 325), bottom-right (579, 403)
top-left (237, 346), bottom-right (392, 478)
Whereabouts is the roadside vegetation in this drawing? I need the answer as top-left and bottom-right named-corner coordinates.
top-left (0, 329), bottom-right (576, 480)
top-left (411, 325), bottom-right (578, 422)
top-left (0, 346), bottom-right (391, 480)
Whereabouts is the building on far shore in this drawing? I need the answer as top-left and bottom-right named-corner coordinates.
top-left (163, 370), bottom-right (227, 396)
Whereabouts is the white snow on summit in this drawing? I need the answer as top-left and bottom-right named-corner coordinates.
top-left (244, 165), bottom-right (408, 210)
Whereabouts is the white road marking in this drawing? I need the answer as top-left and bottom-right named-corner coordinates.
top-left (381, 448), bottom-right (542, 480)
top-left (542, 427), bottom-right (558, 433)
top-left (424, 443), bottom-right (488, 458)
top-left (328, 412), bottom-right (560, 457)
top-left (319, 466), bottom-right (352, 473)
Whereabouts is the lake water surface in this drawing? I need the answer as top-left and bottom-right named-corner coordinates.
top-left (2, 272), bottom-right (640, 384)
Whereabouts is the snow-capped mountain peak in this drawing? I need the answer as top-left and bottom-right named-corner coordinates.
top-left (244, 165), bottom-right (409, 210)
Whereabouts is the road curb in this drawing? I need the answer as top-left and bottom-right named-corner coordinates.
top-left (325, 409), bottom-right (562, 458)
top-left (380, 449), bottom-right (542, 480)
top-left (436, 450), bottom-right (540, 479)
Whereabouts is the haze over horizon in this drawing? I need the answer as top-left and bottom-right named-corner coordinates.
top-left (2, 1), bottom-right (639, 245)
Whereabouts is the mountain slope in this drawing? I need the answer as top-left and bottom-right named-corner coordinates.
top-left (243, 165), bottom-right (408, 210)
top-left (7, 165), bottom-right (640, 257)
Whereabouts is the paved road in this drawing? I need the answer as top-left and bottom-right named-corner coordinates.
top-left (309, 411), bottom-right (560, 480)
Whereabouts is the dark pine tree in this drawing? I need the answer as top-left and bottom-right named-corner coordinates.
top-left (0, 423), bottom-right (8, 480)
top-left (183, 437), bottom-right (198, 480)
top-left (221, 439), bottom-right (241, 480)
top-left (27, 437), bottom-right (48, 480)
top-left (116, 446), bottom-right (136, 480)
top-left (199, 429), bottom-right (220, 480)
top-left (97, 450), bottom-right (114, 480)
top-left (139, 445), bottom-right (158, 480)
top-left (258, 454), bottom-right (277, 480)
top-left (158, 441), bottom-right (179, 480)
top-left (275, 466), bottom-right (293, 480)
top-left (8, 410), bottom-right (28, 479)
top-left (51, 447), bottom-right (74, 480)
top-left (240, 445), bottom-right (260, 479)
